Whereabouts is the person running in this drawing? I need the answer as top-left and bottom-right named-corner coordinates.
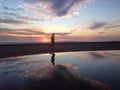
top-left (51, 33), bottom-right (55, 45)
top-left (50, 33), bottom-right (55, 54)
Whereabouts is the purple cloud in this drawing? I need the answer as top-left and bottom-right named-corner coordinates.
top-left (89, 22), bottom-right (107, 30)
top-left (105, 21), bottom-right (120, 29)
top-left (0, 12), bottom-right (44, 21)
top-left (17, 16), bottom-right (45, 21)
top-left (21, 0), bottom-right (93, 18)
top-left (2, 6), bottom-right (21, 10)
top-left (0, 18), bottom-right (28, 25)
top-left (0, 12), bottom-right (18, 16)
top-left (50, 0), bottom-right (81, 16)
top-left (0, 27), bottom-right (75, 36)
top-left (88, 21), bottom-right (120, 30)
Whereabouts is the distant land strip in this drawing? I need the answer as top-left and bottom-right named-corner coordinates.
top-left (0, 41), bottom-right (120, 58)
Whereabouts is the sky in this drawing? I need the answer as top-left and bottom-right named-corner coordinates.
top-left (0, 0), bottom-right (120, 43)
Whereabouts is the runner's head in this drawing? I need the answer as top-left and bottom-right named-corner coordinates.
top-left (52, 33), bottom-right (54, 36)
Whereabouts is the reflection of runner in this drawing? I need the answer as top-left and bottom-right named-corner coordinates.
top-left (51, 53), bottom-right (55, 65)
top-left (50, 34), bottom-right (55, 65)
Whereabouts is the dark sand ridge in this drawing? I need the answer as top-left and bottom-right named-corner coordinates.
top-left (0, 42), bottom-right (120, 58)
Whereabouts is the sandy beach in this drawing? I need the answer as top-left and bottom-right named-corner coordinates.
top-left (0, 42), bottom-right (120, 58)
top-left (0, 44), bottom-right (120, 90)
top-left (0, 55), bottom-right (110, 90)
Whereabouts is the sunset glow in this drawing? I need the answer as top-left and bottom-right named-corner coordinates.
top-left (0, 0), bottom-right (120, 42)
top-left (43, 38), bottom-right (48, 43)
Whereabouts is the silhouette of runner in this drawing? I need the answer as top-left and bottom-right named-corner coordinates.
top-left (51, 33), bottom-right (55, 45)
top-left (51, 33), bottom-right (55, 53)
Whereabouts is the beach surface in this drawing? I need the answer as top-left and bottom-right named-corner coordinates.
top-left (0, 52), bottom-right (112, 90)
top-left (0, 42), bottom-right (120, 58)
top-left (0, 46), bottom-right (120, 90)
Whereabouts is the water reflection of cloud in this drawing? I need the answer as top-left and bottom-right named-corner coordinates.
top-left (0, 56), bottom-right (28, 63)
top-left (87, 51), bottom-right (120, 60)
top-left (21, 62), bottom-right (109, 90)
top-left (0, 58), bottom-right (109, 90)
top-left (22, 62), bottom-right (79, 77)
top-left (103, 51), bottom-right (120, 60)
top-left (18, 60), bottom-right (43, 66)
top-left (88, 52), bottom-right (105, 59)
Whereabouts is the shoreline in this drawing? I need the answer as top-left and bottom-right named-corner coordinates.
top-left (0, 42), bottom-right (120, 58)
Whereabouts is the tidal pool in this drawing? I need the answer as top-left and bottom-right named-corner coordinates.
top-left (0, 50), bottom-right (120, 90)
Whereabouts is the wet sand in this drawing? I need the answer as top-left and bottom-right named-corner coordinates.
top-left (0, 60), bottom-right (110, 90)
top-left (0, 46), bottom-right (119, 90)
top-left (0, 41), bottom-right (120, 58)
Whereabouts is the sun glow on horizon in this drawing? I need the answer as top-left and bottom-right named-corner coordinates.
top-left (38, 36), bottom-right (50, 43)
top-left (43, 38), bottom-right (48, 43)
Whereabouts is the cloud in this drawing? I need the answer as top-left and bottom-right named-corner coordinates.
top-left (21, 0), bottom-right (93, 19)
top-left (0, 27), bottom-right (75, 37)
top-left (0, 28), bottom-right (45, 36)
top-left (89, 21), bottom-right (120, 30)
top-left (0, 18), bottom-right (28, 25)
top-left (0, 12), bottom-right (44, 21)
top-left (54, 29), bottom-right (76, 35)
top-left (2, 6), bottom-right (21, 10)
top-left (97, 32), bottom-right (106, 34)
top-left (17, 16), bottom-right (45, 21)
top-left (89, 22), bottom-right (107, 30)
top-left (0, 12), bottom-right (18, 16)
top-left (77, 21), bottom-right (120, 30)
top-left (0, 35), bottom-right (39, 42)
top-left (0, 28), bottom-right (12, 31)
top-left (105, 21), bottom-right (120, 29)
